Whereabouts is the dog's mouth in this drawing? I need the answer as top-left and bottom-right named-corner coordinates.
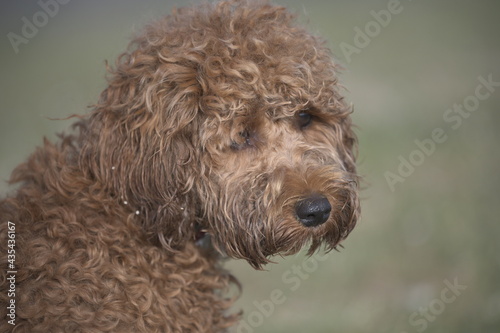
top-left (194, 224), bottom-right (223, 257)
top-left (194, 224), bottom-right (208, 242)
top-left (194, 223), bottom-right (211, 248)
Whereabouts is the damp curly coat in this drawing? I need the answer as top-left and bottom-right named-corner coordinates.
top-left (0, 1), bottom-right (359, 331)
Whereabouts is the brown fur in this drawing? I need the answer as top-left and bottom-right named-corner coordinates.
top-left (0, 1), bottom-right (359, 332)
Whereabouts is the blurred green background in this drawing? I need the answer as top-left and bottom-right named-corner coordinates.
top-left (1, 1), bottom-right (499, 332)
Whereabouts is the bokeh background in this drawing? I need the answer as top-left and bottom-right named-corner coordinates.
top-left (1, 1), bottom-right (499, 332)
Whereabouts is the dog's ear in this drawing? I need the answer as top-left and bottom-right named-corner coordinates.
top-left (79, 39), bottom-right (203, 248)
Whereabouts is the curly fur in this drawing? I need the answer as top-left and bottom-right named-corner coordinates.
top-left (0, 1), bottom-right (359, 332)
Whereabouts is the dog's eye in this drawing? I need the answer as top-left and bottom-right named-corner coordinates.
top-left (297, 112), bottom-right (313, 129)
top-left (230, 129), bottom-right (252, 150)
top-left (240, 129), bottom-right (250, 144)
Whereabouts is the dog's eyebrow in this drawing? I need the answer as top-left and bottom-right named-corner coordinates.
top-left (265, 101), bottom-right (309, 120)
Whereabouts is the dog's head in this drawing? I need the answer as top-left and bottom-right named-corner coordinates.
top-left (82, 0), bottom-right (359, 268)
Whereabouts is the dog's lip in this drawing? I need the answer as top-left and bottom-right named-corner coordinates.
top-left (195, 228), bottom-right (208, 241)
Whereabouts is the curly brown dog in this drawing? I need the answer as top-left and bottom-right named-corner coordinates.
top-left (0, 1), bottom-right (359, 331)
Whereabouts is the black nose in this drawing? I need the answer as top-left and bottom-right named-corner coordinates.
top-left (295, 195), bottom-right (332, 227)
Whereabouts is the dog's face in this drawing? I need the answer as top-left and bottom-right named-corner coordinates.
top-left (184, 2), bottom-right (359, 268)
top-left (85, 1), bottom-right (359, 269)
top-left (198, 102), bottom-right (359, 268)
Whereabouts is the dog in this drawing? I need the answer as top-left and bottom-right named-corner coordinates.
top-left (0, 1), bottom-right (359, 331)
